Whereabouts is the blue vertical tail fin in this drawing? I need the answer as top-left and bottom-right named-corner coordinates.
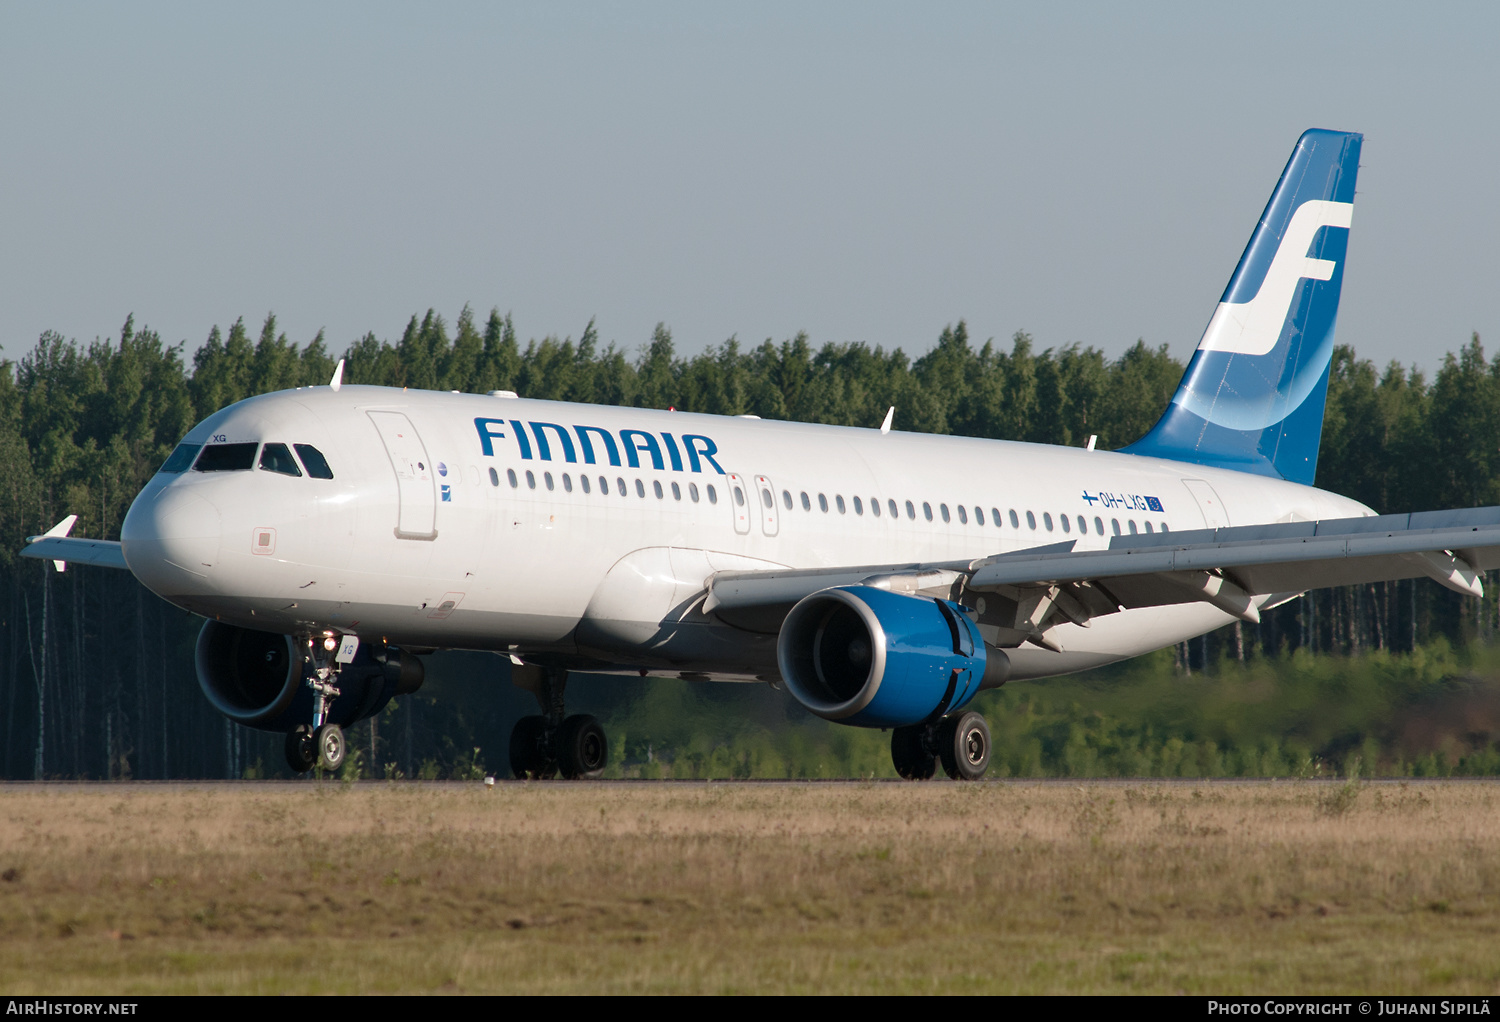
top-left (1120, 128), bottom-right (1362, 485)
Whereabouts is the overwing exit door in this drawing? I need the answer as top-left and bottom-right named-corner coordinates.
top-left (753, 474), bottom-right (779, 536)
top-left (368, 410), bottom-right (438, 540)
top-left (725, 473), bottom-right (752, 535)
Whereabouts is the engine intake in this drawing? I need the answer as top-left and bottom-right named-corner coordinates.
top-left (195, 620), bottom-right (423, 732)
top-left (777, 586), bottom-right (1005, 728)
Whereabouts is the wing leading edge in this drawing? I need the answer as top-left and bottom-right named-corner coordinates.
top-left (705, 507), bottom-right (1500, 649)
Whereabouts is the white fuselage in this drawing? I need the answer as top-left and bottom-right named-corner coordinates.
top-left (120, 386), bottom-right (1372, 683)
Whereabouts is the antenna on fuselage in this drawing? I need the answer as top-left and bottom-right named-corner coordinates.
top-left (879, 406), bottom-right (894, 434)
top-left (329, 359), bottom-right (345, 392)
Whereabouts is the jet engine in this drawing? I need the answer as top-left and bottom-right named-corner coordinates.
top-left (776, 586), bottom-right (1007, 728)
top-left (195, 620), bottom-right (424, 733)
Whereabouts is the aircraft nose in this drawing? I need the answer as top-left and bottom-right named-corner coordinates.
top-left (121, 485), bottom-right (223, 594)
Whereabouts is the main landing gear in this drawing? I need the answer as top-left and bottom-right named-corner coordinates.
top-left (284, 635), bottom-right (348, 774)
top-left (890, 710), bottom-right (991, 781)
top-left (509, 667), bottom-right (609, 780)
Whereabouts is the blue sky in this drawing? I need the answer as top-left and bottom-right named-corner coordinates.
top-left (1, 2), bottom-right (1495, 373)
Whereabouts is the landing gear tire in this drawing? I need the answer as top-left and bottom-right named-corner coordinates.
top-left (315, 723), bottom-right (346, 772)
top-left (509, 715), bottom-right (557, 779)
top-left (891, 725), bottom-right (937, 780)
top-left (938, 711), bottom-right (991, 781)
top-left (557, 714), bottom-right (608, 779)
top-left (285, 725), bottom-right (316, 774)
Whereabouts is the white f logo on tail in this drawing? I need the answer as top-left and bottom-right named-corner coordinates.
top-left (1197, 199), bottom-right (1354, 357)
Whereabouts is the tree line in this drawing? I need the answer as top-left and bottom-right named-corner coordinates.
top-left (2, 308), bottom-right (1498, 780)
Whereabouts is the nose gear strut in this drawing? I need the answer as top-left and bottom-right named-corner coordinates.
top-left (284, 634), bottom-right (347, 773)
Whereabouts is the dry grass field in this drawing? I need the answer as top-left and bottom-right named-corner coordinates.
top-left (1, 779), bottom-right (1499, 994)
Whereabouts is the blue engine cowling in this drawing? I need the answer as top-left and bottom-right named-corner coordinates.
top-left (194, 620), bottom-right (424, 733)
top-left (776, 586), bottom-right (1006, 728)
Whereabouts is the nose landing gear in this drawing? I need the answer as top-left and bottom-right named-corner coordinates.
top-left (283, 635), bottom-right (348, 774)
top-left (508, 666), bottom-right (609, 780)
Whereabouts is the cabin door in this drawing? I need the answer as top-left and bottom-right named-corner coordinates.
top-left (368, 410), bottom-right (438, 540)
top-left (1182, 478), bottom-right (1229, 529)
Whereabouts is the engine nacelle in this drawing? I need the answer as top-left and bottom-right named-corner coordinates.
top-left (195, 620), bottom-right (424, 733)
top-left (776, 586), bottom-right (1006, 728)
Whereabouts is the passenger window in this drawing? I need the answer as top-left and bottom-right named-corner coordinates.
top-left (690, 482), bottom-right (700, 502)
top-left (870, 497), bottom-right (880, 518)
top-left (1161, 522), bottom-right (1170, 532)
top-left (836, 495), bottom-right (846, 514)
top-left (654, 480), bottom-right (664, 499)
top-left (1145, 521), bottom-right (1154, 533)
top-left (1010, 509), bottom-right (1020, 528)
top-left (819, 494), bottom-right (829, 512)
top-left (957, 505), bottom-right (967, 524)
top-left (1094, 516), bottom-right (1103, 535)
top-left (259, 443), bottom-right (302, 477)
top-left (940, 504), bottom-right (950, 523)
top-left (1111, 518), bottom-right (1121, 536)
top-left (782, 490), bottom-right (792, 510)
top-left (293, 444), bottom-right (335, 479)
top-left (1060, 514), bottom-right (1070, 533)
top-left (906, 500), bottom-right (916, 519)
top-left (1077, 515), bottom-right (1086, 533)
top-left (159, 443), bottom-right (202, 474)
top-left (599, 475), bottom-right (608, 494)
top-left (889, 499), bottom-right (899, 518)
top-left (761, 488), bottom-right (773, 507)
top-left (636, 479), bottom-right (647, 498)
top-left (991, 508), bottom-right (1002, 527)
top-left (526, 470), bottom-right (537, 489)
top-left (563, 474), bottom-right (573, 492)
top-left (617, 477), bottom-right (627, 496)
top-left (733, 486), bottom-right (745, 506)
top-left (923, 502), bottom-right (933, 521)
top-left (194, 442), bottom-right (258, 472)
top-left (1026, 511), bottom-right (1036, 530)
top-left (581, 475), bottom-right (591, 494)
top-left (489, 467), bottom-right (500, 487)
top-left (1128, 520), bottom-right (1138, 534)
top-left (1043, 513), bottom-right (1053, 531)
top-left (853, 496), bottom-right (863, 515)
top-left (545, 472), bottom-right (555, 491)
top-left (508, 469), bottom-right (519, 488)
top-left (801, 492), bottom-right (811, 511)
top-left (672, 481), bottom-right (682, 500)
top-left (974, 506), bottom-right (983, 525)
top-left (707, 484), bottom-right (718, 504)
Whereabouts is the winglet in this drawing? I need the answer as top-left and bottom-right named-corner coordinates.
top-left (28, 515), bottom-right (78, 572)
top-left (330, 359), bottom-right (345, 392)
top-left (879, 407), bottom-right (894, 435)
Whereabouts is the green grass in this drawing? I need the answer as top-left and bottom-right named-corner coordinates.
top-left (3, 780), bottom-right (1500, 993)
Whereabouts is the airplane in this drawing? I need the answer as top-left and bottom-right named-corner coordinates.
top-left (23, 128), bottom-right (1500, 782)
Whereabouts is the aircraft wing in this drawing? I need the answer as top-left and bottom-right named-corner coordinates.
top-left (20, 535), bottom-right (129, 571)
top-left (705, 507), bottom-right (1500, 642)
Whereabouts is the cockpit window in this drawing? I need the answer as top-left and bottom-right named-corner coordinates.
top-left (158, 443), bottom-right (202, 474)
top-left (194, 443), bottom-right (258, 472)
top-left (258, 443), bottom-right (303, 477)
top-left (293, 444), bottom-right (334, 479)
